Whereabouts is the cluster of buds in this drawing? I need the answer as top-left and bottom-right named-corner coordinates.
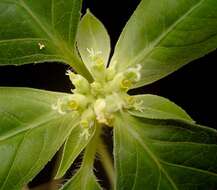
top-left (52, 49), bottom-right (142, 139)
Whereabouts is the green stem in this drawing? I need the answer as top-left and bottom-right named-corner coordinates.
top-left (59, 44), bottom-right (93, 82)
top-left (98, 138), bottom-right (115, 189)
top-left (81, 125), bottom-right (101, 169)
top-left (65, 51), bottom-right (93, 82)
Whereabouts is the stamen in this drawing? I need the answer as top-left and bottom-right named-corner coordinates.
top-left (80, 128), bottom-right (90, 140)
top-left (133, 100), bottom-right (144, 112)
top-left (51, 98), bottom-right (66, 115)
top-left (87, 48), bottom-right (102, 58)
top-left (53, 56), bottom-right (143, 132)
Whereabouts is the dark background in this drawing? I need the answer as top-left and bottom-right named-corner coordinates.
top-left (0, 0), bottom-right (216, 127)
top-left (0, 0), bottom-right (216, 189)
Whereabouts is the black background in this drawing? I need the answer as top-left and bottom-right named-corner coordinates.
top-left (0, 0), bottom-right (216, 127)
top-left (0, 0), bottom-right (216, 189)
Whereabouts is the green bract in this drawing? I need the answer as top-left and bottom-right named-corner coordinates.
top-left (0, 0), bottom-right (217, 190)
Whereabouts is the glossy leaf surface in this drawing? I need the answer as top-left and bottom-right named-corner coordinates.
top-left (111, 0), bottom-right (217, 87)
top-left (114, 113), bottom-right (217, 190)
top-left (0, 88), bottom-right (78, 190)
top-left (0, 0), bottom-right (91, 78)
top-left (128, 94), bottom-right (194, 122)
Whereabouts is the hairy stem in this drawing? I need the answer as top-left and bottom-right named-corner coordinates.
top-left (98, 138), bottom-right (115, 189)
top-left (81, 125), bottom-right (101, 169)
top-left (64, 51), bottom-right (93, 82)
top-left (22, 185), bottom-right (29, 190)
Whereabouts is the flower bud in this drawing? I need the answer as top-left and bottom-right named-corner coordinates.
top-left (66, 70), bottom-right (90, 94)
top-left (106, 72), bottom-right (125, 92)
top-left (67, 100), bottom-right (79, 110)
top-left (80, 107), bottom-right (95, 138)
top-left (106, 65), bottom-right (116, 81)
top-left (104, 93), bottom-right (124, 113)
top-left (68, 94), bottom-right (88, 111)
top-left (94, 98), bottom-right (108, 124)
top-left (52, 95), bottom-right (84, 114)
top-left (120, 79), bottom-right (132, 91)
top-left (87, 48), bottom-right (106, 81)
top-left (91, 57), bottom-right (106, 81)
top-left (90, 81), bottom-right (104, 96)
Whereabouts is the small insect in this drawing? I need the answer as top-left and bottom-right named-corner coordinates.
top-left (38, 42), bottom-right (45, 50)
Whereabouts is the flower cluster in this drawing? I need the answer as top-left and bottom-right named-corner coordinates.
top-left (52, 49), bottom-right (142, 139)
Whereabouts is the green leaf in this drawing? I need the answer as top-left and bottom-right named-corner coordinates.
top-left (60, 124), bottom-right (102, 190)
top-left (0, 87), bottom-right (79, 190)
top-left (60, 169), bottom-right (101, 190)
top-left (128, 94), bottom-right (194, 122)
top-left (55, 125), bottom-right (96, 178)
top-left (0, 0), bottom-right (91, 79)
top-left (114, 112), bottom-right (217, 190)
top-left (111, 0), bottom-right (217, 87)
top-left (77, 10), bottom-right (111, 73)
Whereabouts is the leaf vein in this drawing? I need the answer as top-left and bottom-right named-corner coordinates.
top-left (129, 0), bottom-right (204, 66)
top-left (0, 114), bottom-right (64, 142)
top-left (126, 124), bottom-right (179, 190)
top-left (0, 131), bottom-right (28, 189)
top-left (160, 160), bottom-right (217, 177)
top-left (131, 146), bottom-right (139, 190)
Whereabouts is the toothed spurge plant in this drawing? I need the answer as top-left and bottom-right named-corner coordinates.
top-left (0, 0), bottom-right (217, 190)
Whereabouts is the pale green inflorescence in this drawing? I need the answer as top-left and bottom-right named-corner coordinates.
top-left (52, 49), bottom-right (142, 139)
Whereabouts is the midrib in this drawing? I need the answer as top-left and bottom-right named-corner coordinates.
top-left (14, 0), bottom-right (92, 80)
top-left (19, 0), bottom-right (57, 43)
top-left (124, 116), bottom-right (179, 190)
top-left (128, 0), bottom-right (204, 66)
